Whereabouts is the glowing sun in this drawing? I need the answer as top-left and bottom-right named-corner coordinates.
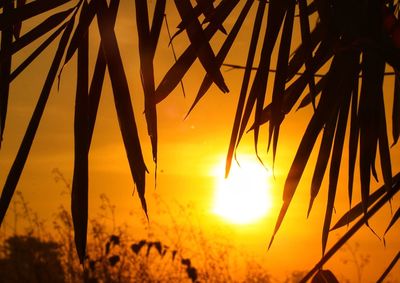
top-left (212, 157), bottom-right (273, 224)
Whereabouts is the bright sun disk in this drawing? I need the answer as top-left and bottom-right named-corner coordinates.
top-left (212, 157), bottom-right (273, 225)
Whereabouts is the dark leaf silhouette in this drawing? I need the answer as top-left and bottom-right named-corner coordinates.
top-left (71, 1), bottom-right (89, 263)
top-left (226, 0), bottom-right (267, 177)
top-left (97, 0), bottom-right (148, 214)
top-left (0, 0), bottom-right (70, 29)
top-left (331, 184), bottom-right (387, 231)
top-left (376, 251), bottom-right (400, 283)
top-left (0, 0), bottom-right (400, 277)
top-left (64, 0), bottom-right (98, 66)
top-left (186, 0), bottom-right (253, 117)
top-left (9, 7), bottom-right (74, 58)
top-left (0, 13), bottom-right (75, 225)
top-left (0, 0), bottom-right (13, 145)
top-left (108, 255), bottom-right (120, 266)
top-left (131, 240), bottom-right (146, 254)
top-left (10, 22), bottom-right (69, 82)
top-left (311, 269), bottom-right (339, 283)
top-left (155, 0), bottom-right (238, 103)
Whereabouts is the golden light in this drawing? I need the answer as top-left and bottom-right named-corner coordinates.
top-left (212, 156), bottom-right (273, 225)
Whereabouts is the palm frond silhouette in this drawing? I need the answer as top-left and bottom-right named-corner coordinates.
top-left (1, 0), bottom-right (400, 280)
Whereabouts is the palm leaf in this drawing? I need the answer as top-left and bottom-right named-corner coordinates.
top-left (298, 0), bottom-right (317, 109)
top-left (173, 0), bottom-right (229, 94)
top-left (155, 0), bottom-right (238, 103)
top-left (0, 0), bottom-right (14, 144)
top-left (87, 0), bottom-right (119, 144)
top-left (237, 0), bottom-right (290, 164)
top-left (376, 252), bottom-right (400, 283)
top-left (96, 0), bottom-right (148, 214)
top-left (0, 0), bottom-right (71, 29)
top-left (135, 0), bottom-right (164, 163)
top-left (64, 0), bottom-right (97, 66)
top-left (358, 51), bottom-right (385, 216)
top-left (186, 0), bottom-right (254, 117)
top-left (322, 88), bottom-right (351, 254)
top-left (348, 79), bottom-right (359, 208)
top-left (0, 14), bottom-right (75, 224)
top-left (392, 71), bottom-right (400, 145)
top-left (301, 173), bottom-right (400, 282)
top-left (71, 1), bottom-right (89, 262)
top-left (6, 7), bottom-right (74, 58)
top-left (225, 0), bottom-right (266, 177)
top-left (268, 2), bottom-right (295, 167)
top-left (12, 0), bottom-right (27, 40)
top-left (331, 184), bottom-right (387, 231)
top-left (10, 22), bottom-right (68, 82)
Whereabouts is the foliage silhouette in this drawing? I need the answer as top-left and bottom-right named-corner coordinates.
top-left (1, 190), bottom-right (283, 283)
top-left (1, 0), bottom-right (400, 281)
top-left (0, 235), bottom-right (65, 283)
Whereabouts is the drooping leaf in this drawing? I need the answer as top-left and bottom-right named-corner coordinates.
top-left (97, 0), bottom-right (148, 214)
top-left (392, 70), bottom-right (400, 145)
top-left (155, 0), bottom-right (238, 103)
top-left (308, 112), bottom-right (337, 216)
top-left (175, 0), bottom-right (226, 38)
top-left (287, 22), bottom-right (324, 82)
top-left (196, 0), bottom-right (226, 34)
top-left (322, 86), bottom-right (351, 254)
top-left (331, 184), bottom-right (387, 231)
top-left (186, 0), bottom-right (254, 117)
top-left (0, 0), bottom-right (71, 29)
top-left (149, 0), bottom-right (166, 55)
top-left (9, 22), bottom-right (68, 82)
top-left (348, 78), bottom-right (359, 208)
top-left (0, 0), bottom-right (14, 145)
top-left (88, 0), bottom-right (119, 144)
top-left (71, 5), bottom-right (89, 262)
top-left (13, 0), bottom-right (27, 39)
top-left (135, 0), bottom-right (161, 163)
top-left (252, 36), bottom-right (334, 131)
top-left (0, 14), bottom-right (75, 225)
top-left (378, 88), bottom-right (393, 194)
top-left (358, 51), bottom-right (385, 216)
top-left (270, 51), bottom-right (358, 248)
top-left (225, 0), bottom-right (266, 177)
top-left (5, 7), bottom-right (74, 59)
top-left (270, 114), bottom-right (325, 248)
top-left (296, 76), bottom-right (326, 110)
top-left (376, 251), bottom-right (400, 283)
top-left (237, 0), bottom-right (290, 163)
top-left (64, 0), bottom-right (98, 67)
top-left (268, 2), bottom-right (295, 168)
top-left (298, 0), bottom-right (317, 109)
top-left (301, 173), bottom-right (400, 282)
top-left (174, 0), bottom-right (229, 94)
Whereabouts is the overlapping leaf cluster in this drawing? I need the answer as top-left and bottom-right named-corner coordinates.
top-left (0, 0), bottom-right (400, 280)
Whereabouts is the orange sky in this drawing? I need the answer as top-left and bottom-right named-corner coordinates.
top-left (1, 1), bottom-right (400, 282)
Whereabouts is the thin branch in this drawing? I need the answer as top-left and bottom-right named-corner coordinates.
top-left (222, 63), bottom-right (397, 78)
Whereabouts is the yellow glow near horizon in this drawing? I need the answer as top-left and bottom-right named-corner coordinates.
top-left (212, 156), bottom-right (273, 225)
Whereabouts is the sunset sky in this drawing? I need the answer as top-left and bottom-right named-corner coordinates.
top-left (1, 1), bottom-right (400, 281)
